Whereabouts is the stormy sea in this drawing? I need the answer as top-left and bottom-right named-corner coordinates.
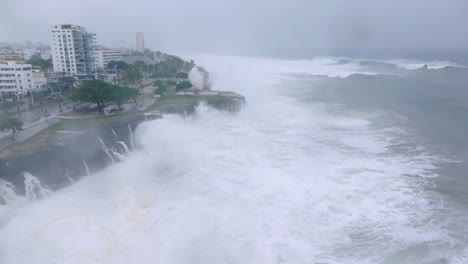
top-left (1, 55), bottom-right (468, 263)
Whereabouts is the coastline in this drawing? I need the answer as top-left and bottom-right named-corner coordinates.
top-left (0, 92), bottom-right (245, 194)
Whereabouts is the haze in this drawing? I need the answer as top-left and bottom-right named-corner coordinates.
top-left (1, 0), bottom-right (468, 57)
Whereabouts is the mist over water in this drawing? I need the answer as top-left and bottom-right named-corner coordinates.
top-left (1, 55), bottom-right (468, 263)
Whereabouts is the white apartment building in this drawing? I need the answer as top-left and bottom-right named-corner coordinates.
top-left (136, 32), bottom-right (145, 52)
top-left (50, 24), bottom-right (97, 76)
top-left (95, 50), bottom-right (123, 69)
top-left (0, 61), bottom-right (35, 99)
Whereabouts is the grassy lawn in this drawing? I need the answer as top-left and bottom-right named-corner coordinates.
top-left (1, 95), bottom-right (235, 156)
top-left (41, 95), bottom-right (228, 132)
top-left (46, 113), bottom-right (141, 132)
top-left (146, 95), bottom-right (228, 112)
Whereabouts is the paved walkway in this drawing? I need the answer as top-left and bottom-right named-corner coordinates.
top-left (0, 102), bottom-right (76, 150)
top-left (0, 118), bottom-right (61, 149)
top-left (0, 95), bottom-right (157, 150)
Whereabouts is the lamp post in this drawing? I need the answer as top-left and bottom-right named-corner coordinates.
top-left (30, 90), bottom-right (35, 105)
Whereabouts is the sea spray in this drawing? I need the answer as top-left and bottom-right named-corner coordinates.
top-left (23, 173), bottom-right (50, 201)
top-left (0, 179), bottom-right (24, 207)
top-left (65, 171), bottom-right (74, 184)
top-left (0, 55), bottom-right (458, 263)
top-left (111, 129), bottom-right (118, 142)
top-left (117, 141), bottom-right (130, 155)
top-left (97, 136), bottom-right (107, 151)
top-left (104, 150), bottom-right (115, 165)
top-left (0, 179), bottom-right (28, 225)
top-left (128, 124), bottom-right (135, 149)
top-left (83, 160), bottom-right (91, 176)
top-left (111, 149), bottom-right (126, 162)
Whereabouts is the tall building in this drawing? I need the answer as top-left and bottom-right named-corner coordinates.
top-left (95, 49), bottom-right (123, 69)
top-left (0, 61), bottom-right (35, 99)
top-left (136, 32), bottom-right (145, 52)
top-left (50, 24), bottom-right (97, 76)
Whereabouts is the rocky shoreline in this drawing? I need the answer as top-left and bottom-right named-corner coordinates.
top-left (0, 93), bottom-right (245, 197)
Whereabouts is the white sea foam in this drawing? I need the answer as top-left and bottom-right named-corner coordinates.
top-left (0, 55), bottom-right (458, 263)
top-left (387, 59), bottom-right (461, 70)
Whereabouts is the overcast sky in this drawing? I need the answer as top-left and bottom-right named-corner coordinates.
top-left (1, 0), bottom-right (467, 57)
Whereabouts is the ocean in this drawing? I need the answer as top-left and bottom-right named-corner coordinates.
top-left (0, 54), bottom-right (467, 263)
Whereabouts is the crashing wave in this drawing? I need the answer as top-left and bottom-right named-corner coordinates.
top-left (386, 59), bottom-right (463, 71)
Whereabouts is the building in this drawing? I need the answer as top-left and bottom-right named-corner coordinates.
top-left (50, 24), bottom-right (97, 76)
top-left (114, 47), bottom-right (132, 56)
top-left (0, 50), bottom-right (24, 63)
top-left (0, 61), bottom-right (35, 99)
top-left (22, 48), bottom-right (51, 61)
top-left (136, 32), bottom-right (145, 52)
top-left (95, 49), bottom-right (123, 69)
top-left (38, 49), bottom-right (52, 60)
top-left (22, 49), bottom-right (38, 60)
top-left (32, 70), bottom-right (48, 91)
top-left (45, 71), bottom-right (66, 85)
top-left (121, 55), bottom-right (152, 65)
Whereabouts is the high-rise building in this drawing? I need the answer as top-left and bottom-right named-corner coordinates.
top-left (0, 61), bottom-right (35, 99)
top-left (50, 24), bottom-right (97, 76)
top-left (136, 32), bottom-right (145, 52)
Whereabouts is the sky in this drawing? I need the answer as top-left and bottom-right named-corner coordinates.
top-left (1, 0), bottom-right (468, 58)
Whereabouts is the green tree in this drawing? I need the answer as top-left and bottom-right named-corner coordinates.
top-left (48, 94), bottom-right (64, 111)
top-left (176, 72), bottom-right (189, 79)
top-left (175, 80), bottom-right (193, 91)
top-left (131, 51), bottom-right (144, 56)
top-left (33, 93), bottom-right (48, 113)
top-left (58, 76), bottom-right (75, 89)
top-left (126, 66), bottom-right (143, 87)
top-left (153, 80), bottom-right (164, 87)
top-left (26, 58), bottom-right (52, 70)
top-left (134, 60), bottom-right (146, 68)
top-left (143, 49), bottom-right (155, 60)
top-left (71, 80), bottom-right (113, 114)
top-left (0, 101), bottom-right (15, 116)
top-left (0, 117), bottom-right (23, 140)
top-left (154, 85), bottom-right (168, 97)
top-left (110, 85), bottom-right (140, 109)
top-left (107, 60), bottom-right (129, 70)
